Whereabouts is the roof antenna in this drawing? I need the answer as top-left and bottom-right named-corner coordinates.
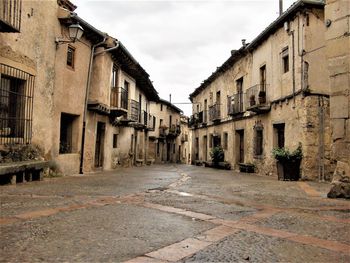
top-left (169, 94), bottom-right (172, 103)
top-left (279, 0), bottom-right (283, 16)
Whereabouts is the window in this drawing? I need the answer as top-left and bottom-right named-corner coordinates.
top-left (160, 104), bottom-right (163, 111)
top-left (216, 91), bottom-right (221, 105)
top-left (209, 134), bottom-right (213, 148)
top-left (260, 65), bottom-right (266, 87)
top-left (236, 77), bottom-right (244, 112)
top-left (0, 64), bottom-right (34, 145)
top-left (169, 115), bottom-right (172, 127)
top-left (195, 137), bottom-right (199, 160)
top-left (113, 134), bottom-right (118, 148)
top-left (67, 46), bottom-right (75, 68)
top-left (273, 123), bottom-right (285, 148)
top-left (223, 132), bottom-right (228, 150)
top-left (124, 80), bottom-right (129, 91)
top-left (160, 119), bottom-right (163, 127)
top-left (282, 47), bottom-right (289, 73)
top-left (173, 143), bottom-right (175, 153)
top-left (111, 65), bottom-right (118, 88)
top-left (204, 99), bottom-right (207, 122)
top-left (59, 113), bottom-right (78, 154)
top-left (254, 123), bottom-right (264, 156)
top-left (153, 116), bottom-right (156, 129)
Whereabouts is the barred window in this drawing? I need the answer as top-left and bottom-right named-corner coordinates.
top-left (254, 124), bottom-right (264, 156)
top-left (113, 134), bottom-right (118, 148)
top-left (223, 132), bottom-right (228, 150)
top-left (67, 45), bottom-right (75, 68)
top-left (0, 64), bottom-right (34, 145)
top-left (59, 113), bottom-right (78, 154)
top-left (282, 47), bottom-right (289, 73)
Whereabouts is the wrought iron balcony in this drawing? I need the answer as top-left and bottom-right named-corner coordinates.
top-left (209, 103), bottom-right (221, 121)
top-left (128, 99), bottom-right (139, 122)
top-left (245, 84), bottom-right (271, 113)
top-left (0, 0), bottom-right (21, 32)
top-left (181, 133), bottom-right (188, 142)
top-left (227, 94), bottom-right (244, 115)
top-left (146, 114), bottom-right (155, 131)
top-left (168, 124), bottom-right (181, 138)
top-left (110, 87), bottom-right (128, 116)
top-left (189, 111), bottom-right (204, 128)
top-left (159, 126), bottom-right (168, 138)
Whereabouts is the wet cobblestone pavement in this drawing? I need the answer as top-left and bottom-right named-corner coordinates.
top-left (1, 164), bottom-right (349, 262)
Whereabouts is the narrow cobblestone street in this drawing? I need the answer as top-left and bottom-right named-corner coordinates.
top-left (1, 165), bottom-right (349, 262)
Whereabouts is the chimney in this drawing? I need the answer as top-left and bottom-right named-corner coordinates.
top-left (169, 94), bottom-right (172, 103)
top-left (279, 0), bottom-right (283, 16)
top-left (241, 39), bottom-right (246, 47)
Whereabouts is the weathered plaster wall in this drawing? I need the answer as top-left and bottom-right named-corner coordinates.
top-left (53, 29), bottom-right (93, 174)
top-left (90, 50), bottom-right (113, 106)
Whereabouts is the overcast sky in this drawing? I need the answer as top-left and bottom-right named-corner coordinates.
top-left (76, 0), bottom-right (296, 116)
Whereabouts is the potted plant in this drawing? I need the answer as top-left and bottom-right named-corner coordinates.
top-left (258, 91), bottom-right (266, 104)
top-left (210, 146), bottom-right (224, 167)
top-left (272, 143), bottom-right (303, 181)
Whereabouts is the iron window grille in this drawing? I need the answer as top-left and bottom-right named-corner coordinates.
top-left (0, 64), bottom-right (34, 145)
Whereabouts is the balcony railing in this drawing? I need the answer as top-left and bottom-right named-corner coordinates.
top-left (245, 84), bottom-right (270, 113)
top-left (227, 94), bottom-right (244, 115)
top-left (0, 0), bottom-right (21, 32)
top-left (147, 114), bottom-right (155, 131)
top-left (189, 111), bottom-right (204, 127)
top-left (110, 87), bottom-right (128, 110)
top-left (143, 110), bottom-right (148, 126)
top-left (128, 99), bottom-right (139, 122)
top-left (181, 134), bottom-right (188, 142)
top-left (209, 103), bottom-right (221, 121)
top-left (168, 124), bottom-right (181, 136)
top-left (159, 126), bottom-right (168, 137)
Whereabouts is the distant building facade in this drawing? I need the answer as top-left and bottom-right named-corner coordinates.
top-left (149, 99), bottom-right (183, 164)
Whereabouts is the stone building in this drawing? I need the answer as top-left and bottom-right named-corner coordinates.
top-left (325, 0), bottom-right (350, 196)
top-left (0, 0), bottom-right (90, 176)
top-left (148, 99), bottom-right (183, 164)
top-left (0, 0), bottom-right (167, 177)
top-left (189, 0), bottom-right (332, 180)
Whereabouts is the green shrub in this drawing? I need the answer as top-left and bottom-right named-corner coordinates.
top-left (0, 144), bottom-right (44, 163)
top-left (272, 143), bottom-right (303, 162)
top-left (210, 146), bottom-right (224, 164)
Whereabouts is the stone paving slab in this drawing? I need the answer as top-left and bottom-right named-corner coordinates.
top-left (183, 230), bottom-right (350, 263)
top-left (1, 164), bottom-right (349, 262)
top-left (144, 191), bottom-right (256, 221)
top-left (256, 211), bottom-right (350, 244)
top-left (0, 203), bottom-right (214, 262)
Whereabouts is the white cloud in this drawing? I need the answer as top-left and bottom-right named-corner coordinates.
top-left (76, 0), bottom-right (297, 115)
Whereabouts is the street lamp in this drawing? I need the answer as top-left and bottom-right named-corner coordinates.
top-left (55, 23), bottom-right (84, 47)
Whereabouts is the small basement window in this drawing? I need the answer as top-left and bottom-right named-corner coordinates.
top-left (59, 113), bottom-right (78, 154)
top-left (282, 47), bottom-right (289, 73)
top-left (67, 45), bottom-right (75, 68)
top-left (113, 134), bottom-right (118, 148)
top-left (254, 123), bottom-right (264, 157)
top-left (223, 132), bottom-right (228, 150)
